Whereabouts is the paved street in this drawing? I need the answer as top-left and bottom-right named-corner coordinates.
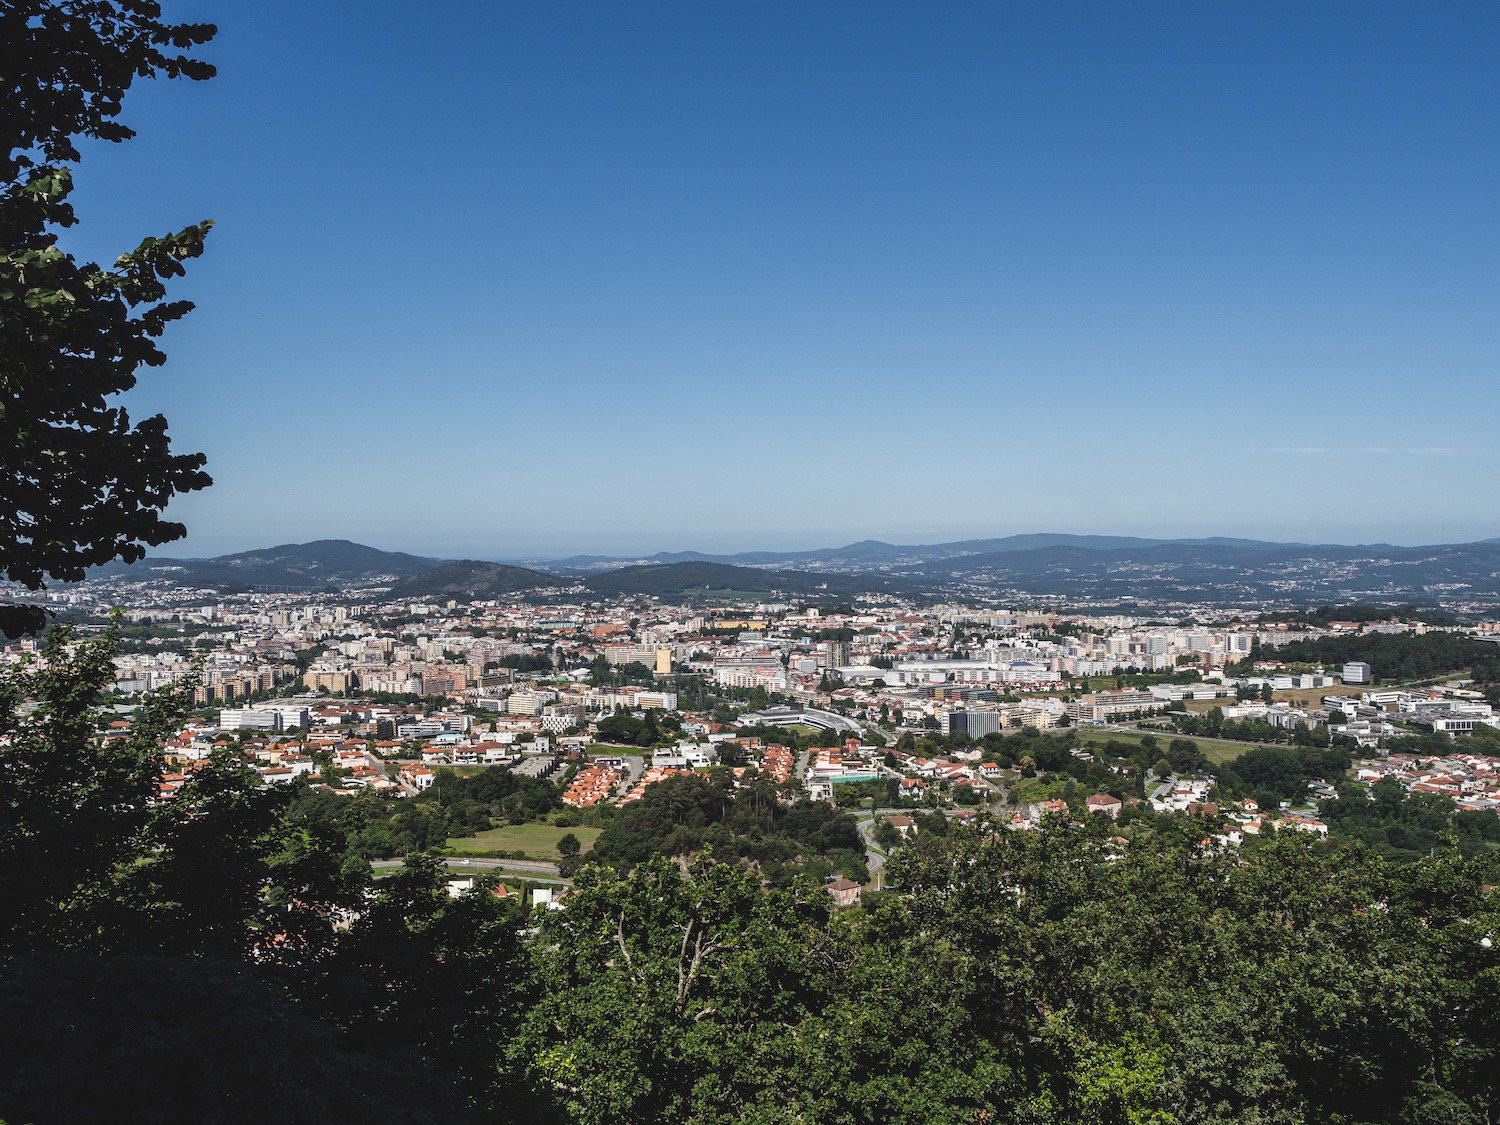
top-left (855, 812), bottom-right (888, 878)
top-left (373, 856), bottom-right (561, 876)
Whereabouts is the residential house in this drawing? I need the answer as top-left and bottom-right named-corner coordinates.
top-left (826, 878), bottom-right (862, 907)
top-left (887, 814), bottom-right (918, 838)
top-left (1085, 793), bottom-right (1123, 820)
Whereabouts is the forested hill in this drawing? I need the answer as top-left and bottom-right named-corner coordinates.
top-left (582, 560), bottom-right (912, 599)
top-left (81, 537), bottom-right (1500, 606)
top-left (547, 533), bottom-right (1310, 570)
top-left (582, 771), bottom-right (870, 881)
top-left (900, 540), bottom-right (1500, 602)
top-left (90, 539), bottom-right (442, 589)
top-left (1253, 629), bottom-right (1492, 681)
top-left (386, 559), bottom-right (556, 599)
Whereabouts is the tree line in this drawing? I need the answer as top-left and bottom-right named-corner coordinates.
top-left (585, 771), bottom-right (870, 885)
top-left (1245, 630), bottom-right (1490, 682)
top-left (285, 765), bottom-right (564, 859)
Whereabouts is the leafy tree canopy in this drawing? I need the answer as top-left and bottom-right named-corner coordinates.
top-left (9, 623), bottom-right (1500, 1123)
top-left (1, 0), bottom-right (216, 635)
top-left (1258, 630), bottom-right (1488, 682)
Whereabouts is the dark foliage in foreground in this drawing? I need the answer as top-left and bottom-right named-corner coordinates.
top-left (5, 626), bottom-right (1500, 1123)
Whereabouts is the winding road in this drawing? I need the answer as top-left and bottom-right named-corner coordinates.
top-left (855, 812), bottom-right (889, 879)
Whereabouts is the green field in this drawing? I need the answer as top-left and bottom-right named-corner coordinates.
top-left (446, 823), bottom-right (601, 858)
top-left (1198, 742), bottom-right (1251, 766)
top-left (1074, 727), bottom-right (1157, 750)
top-left (1074, 725), bottom-right (1250, 766)
top-left (1074, 674), bottom-right (1182, 692)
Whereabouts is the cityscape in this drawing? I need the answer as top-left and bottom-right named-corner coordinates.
top-left (13, 536), bottom-right (1500, 850)
top-left (7, 1), bottom-right (1500, 1122)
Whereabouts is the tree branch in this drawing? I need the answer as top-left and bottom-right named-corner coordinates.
top-left (615, 911), bottom-right (636, 979)
top-left (676, 920), bottom-right (724, 1013)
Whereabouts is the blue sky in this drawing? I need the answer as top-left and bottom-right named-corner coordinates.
top-left (68, 1), bottom-right (1500, 558)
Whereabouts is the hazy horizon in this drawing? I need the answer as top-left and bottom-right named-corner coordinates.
top-left (135, 527), bottom-right (1500, 564)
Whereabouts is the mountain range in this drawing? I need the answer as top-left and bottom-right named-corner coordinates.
top-left (88, 540), bottom-right (442, 591)
top-left (578, 561), bottom-right (915, 600)
top-left (897, 540), bottom-right (1500, 605)
top-left (532, 533), bottom-right (1323, 573)
top-left (85, 534), bottom-right (1500, 607)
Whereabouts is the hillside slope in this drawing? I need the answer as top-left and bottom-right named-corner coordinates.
top-left (387, 560), bottom-right (557, 599)
top-left (91, 539), bottom-right (443, 589)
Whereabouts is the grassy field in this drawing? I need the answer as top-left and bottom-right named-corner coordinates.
top-left (1013, 777), bottom-right (1073, 803)
top-left (1276, 686), bottom-right (1360, 708)
top-left (446, 823), bottom-right (601, 858)
top-left (1174, 698), bottom-right (1216, 713)
top-left (1074, 724), bottom-right (1251, 766)
top-left (1075, 727), bottom-right (1156, 750)
top-left (1074, 675), bottom-right (1181, 692)
top-left (1198, 741), bottom-right (1254, 766)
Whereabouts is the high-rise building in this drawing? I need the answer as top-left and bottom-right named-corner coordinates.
top-left (941, 710), bottom-right (1005, 737)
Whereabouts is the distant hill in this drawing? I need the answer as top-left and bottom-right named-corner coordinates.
top-left (387, 560), bottom-right (557, 600)
top-left (918, 541), bottom-right (1467, 576)
top-left (582, 561), bottom-right (911, 600)
top-left (897, 540), bottom-right (1500, 604)
top-left (80, 532), bottom-right (1500, 606)
top-left (532, 533), bottom-right (1314, 572)
top-left (90, 539), bottom-right (443, 590)
top-left (921, 533), bottom-right (1306, 555)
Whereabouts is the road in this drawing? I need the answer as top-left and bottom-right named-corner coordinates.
top-left (855, 813), bottom-right (888, 879)
top-left (617, 754), bottom-right (644, 795)
top-left (1144, 777), bottom-right (1177, 803)
top-left (372, 856), bottom-right (561, 876)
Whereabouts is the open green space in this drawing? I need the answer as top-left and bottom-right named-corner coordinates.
top-left (1073, 673), bottom-right (1190, 692)
top-left (1198, 741), bottom-right (1253, 766)
top-left (1074, 727), bottom-right (1155, 750)
top-left (446, 823), bottom-right (601, 858)
top-left (1074, 725), bottom-right (1251, 766)
top-left (1277, 686), bottom-right (1360, 708)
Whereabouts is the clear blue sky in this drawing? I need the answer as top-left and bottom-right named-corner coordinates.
top-left (68, 1), bottom-right (1500, 558)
